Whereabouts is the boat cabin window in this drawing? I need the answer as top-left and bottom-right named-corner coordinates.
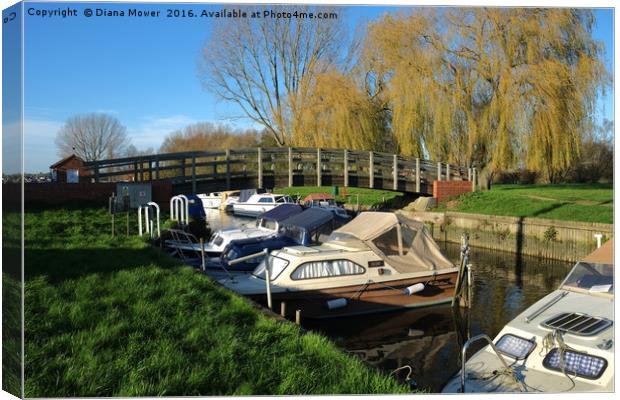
top-left (257, 218), bottom-right (277, 230)
top-left (561, 262), bottom-right (613, 294)
top-left (253, 256), bottom-right (289, 281)
top-left (258, 197), bottom-right (274, 203)
top-left (372, 225), bottom-right (418, 257)
top-left (373, 227), bottom-right (400, 256)
top-left (290, 260), bottom-right (365, 280)
top-left (276, 196), bottom-right (293, 203)
top-left (211, 234), bottom-right (223, 246)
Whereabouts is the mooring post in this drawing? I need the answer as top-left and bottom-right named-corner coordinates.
top-left (437, 162), bottom-right (442, 181)
top-left (288, 147), bottom-right (293, 187)
top-left (317, 148), bottom-right (322, 187)
top-left (295, 310), bottom-right (301, 325)
top-left (393, 154), bottom-right (398, 191)
top-left (415, 158), bottom-right (421, 193)
top-left (343, 149), bottom-right (349, 187)
top-left (200, 238), bottom-right (205, 271)
top-left (369, 151), bottom-right (374, 189)
top-left (264, 249), bottom-right (272, 310)
top-left (225, 149), bottom-right (231, 190)
top-left (446, 163), bottom-right (451, 181)
top-left (191, 156), bottom-right (197, 194)
top-left (257, 147), bottom-right (263, 188)
top-left (280, 302), bottom-right (286, 317)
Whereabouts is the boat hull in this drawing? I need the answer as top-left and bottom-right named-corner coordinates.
top-left (249, 271), bottom-right (458, 319)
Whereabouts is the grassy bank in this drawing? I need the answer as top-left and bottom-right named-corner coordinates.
top-left (438, 184), bottom-right (612, 224)
top-left (277, 186), bottom-right (405, 208)
top-left (21, 207), bottom-right (407, 396)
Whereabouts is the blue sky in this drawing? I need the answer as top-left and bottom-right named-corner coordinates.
top-left (18, 3), bottom-right (615, 172)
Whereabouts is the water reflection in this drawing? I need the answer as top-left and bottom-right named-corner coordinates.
top-left (203, 209), bottom-right (573, 392)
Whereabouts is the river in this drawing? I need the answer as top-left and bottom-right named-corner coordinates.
top-left (203, 209), bottom-right (573, 392)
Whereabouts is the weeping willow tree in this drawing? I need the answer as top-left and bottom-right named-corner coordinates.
top-left (291, 70), bottom-right (390, 150)
top-left (364, 8), bottom-right (606, 182)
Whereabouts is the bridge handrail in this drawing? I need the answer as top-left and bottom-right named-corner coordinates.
top-left (84, 146), bottom-right (476, 195)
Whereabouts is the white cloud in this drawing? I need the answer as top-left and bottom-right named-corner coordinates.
top-left (127, 115), bottom-right (199, 150)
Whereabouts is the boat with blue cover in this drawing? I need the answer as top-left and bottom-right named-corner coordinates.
top-left (215, 208), bottom-right (337, 271)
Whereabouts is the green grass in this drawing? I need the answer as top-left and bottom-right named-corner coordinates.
top-left (21, 207), bottom-right (408, 396)
top-left (276, 186), bottom-right (405, 207)
top-left (438, 184), bottom-right (613, 224)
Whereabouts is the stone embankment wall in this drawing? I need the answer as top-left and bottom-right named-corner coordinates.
top-left (402, 210), bottom-right (612, 262)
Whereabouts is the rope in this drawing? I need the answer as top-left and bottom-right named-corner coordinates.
top-left (390, 365), bottom-right (413, 382)
top-left (540, 330), bottom-right (576, 392)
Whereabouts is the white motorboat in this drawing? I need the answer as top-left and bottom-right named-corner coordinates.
top-left (442, 240), bottom-right (614, 393)
top-left (166, 204), bottom-right (302, 257)
top-left (219, 212), bottom-right (460, 318)
top-left (232, 193), bottom-right (296, 217)
top-left (197, 192), bottom-right (222, 210)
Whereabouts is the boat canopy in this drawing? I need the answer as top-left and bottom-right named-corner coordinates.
top-left (327, 212), bottom-right (455, 272)
top-left (582, 240), bottom-right (613, 265)
top-left (282, 207), bottom-right (333, 230)
top-left (258, 203), bottom-right (303, 222)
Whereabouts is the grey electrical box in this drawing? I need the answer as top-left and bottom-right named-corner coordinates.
top-left (116, 182), bottom-right (152, 209)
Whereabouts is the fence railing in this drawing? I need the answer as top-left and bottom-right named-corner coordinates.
top-left (83, 147), bottom-right (476, 194)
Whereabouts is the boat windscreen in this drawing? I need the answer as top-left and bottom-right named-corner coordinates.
top-left (257, 218), bottom-right (277, 230)
top-left (252, 255), bottom-right (289, 281)
top-left (561, 262), bottom-right (614, 294)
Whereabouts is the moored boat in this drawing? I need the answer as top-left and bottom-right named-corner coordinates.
top-left (167, 204), bottom-right (302, 257)
top-left (442, 239), bottom-right (614, 393)
top-left (232, 193), bottom-right (296, 217)
top-left (215, 208), bottom-right (337, 272)
top-left (197, 192), bottom-right (222, 210)
top-left (302, 193), bottom-right (351, 220)
top-left (219, 212), bottom-right (459, 318)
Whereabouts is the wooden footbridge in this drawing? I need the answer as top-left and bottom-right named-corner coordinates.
top-left (84, 147), bottom-right (476, 195)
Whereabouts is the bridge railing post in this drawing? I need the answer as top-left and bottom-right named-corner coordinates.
top-left (258, 147), bottom-right (263, 188)
top-left (191, 156), bottom-right (197, 194)
top-left (180, 158), bottom-right (186, 182)
top-left (317, 148), bottom-right (322, 187)
top-left (437, 161), bottom-right (442, 181)
top-left (155, 157), bottom-right (160, 180)
top-left (94, 162), bottom-right (100, 183)
top-left (134, 161), bottom-right (138, 182)
top-left (225, 149), bottom-right (231, 190)
top-left (468, 167), bottom-right (472, 182)
top-left (472, 168), bottom-right (477, 191)
top-left (446, 163), bottom-right (451, 181)
top-left (343, 149), bottom-right (349, 187)
top-left (415, 158), bottom-right (420, 193)
top-left (288, 147), bottom-right (293, 187)
top-left (369, 151), bottom-right (374, 189)
top-left (393, 154), bottom-right (398, 191)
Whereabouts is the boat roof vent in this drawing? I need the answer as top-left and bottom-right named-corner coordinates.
top-left (542, 312), bottom-right (613, 336)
